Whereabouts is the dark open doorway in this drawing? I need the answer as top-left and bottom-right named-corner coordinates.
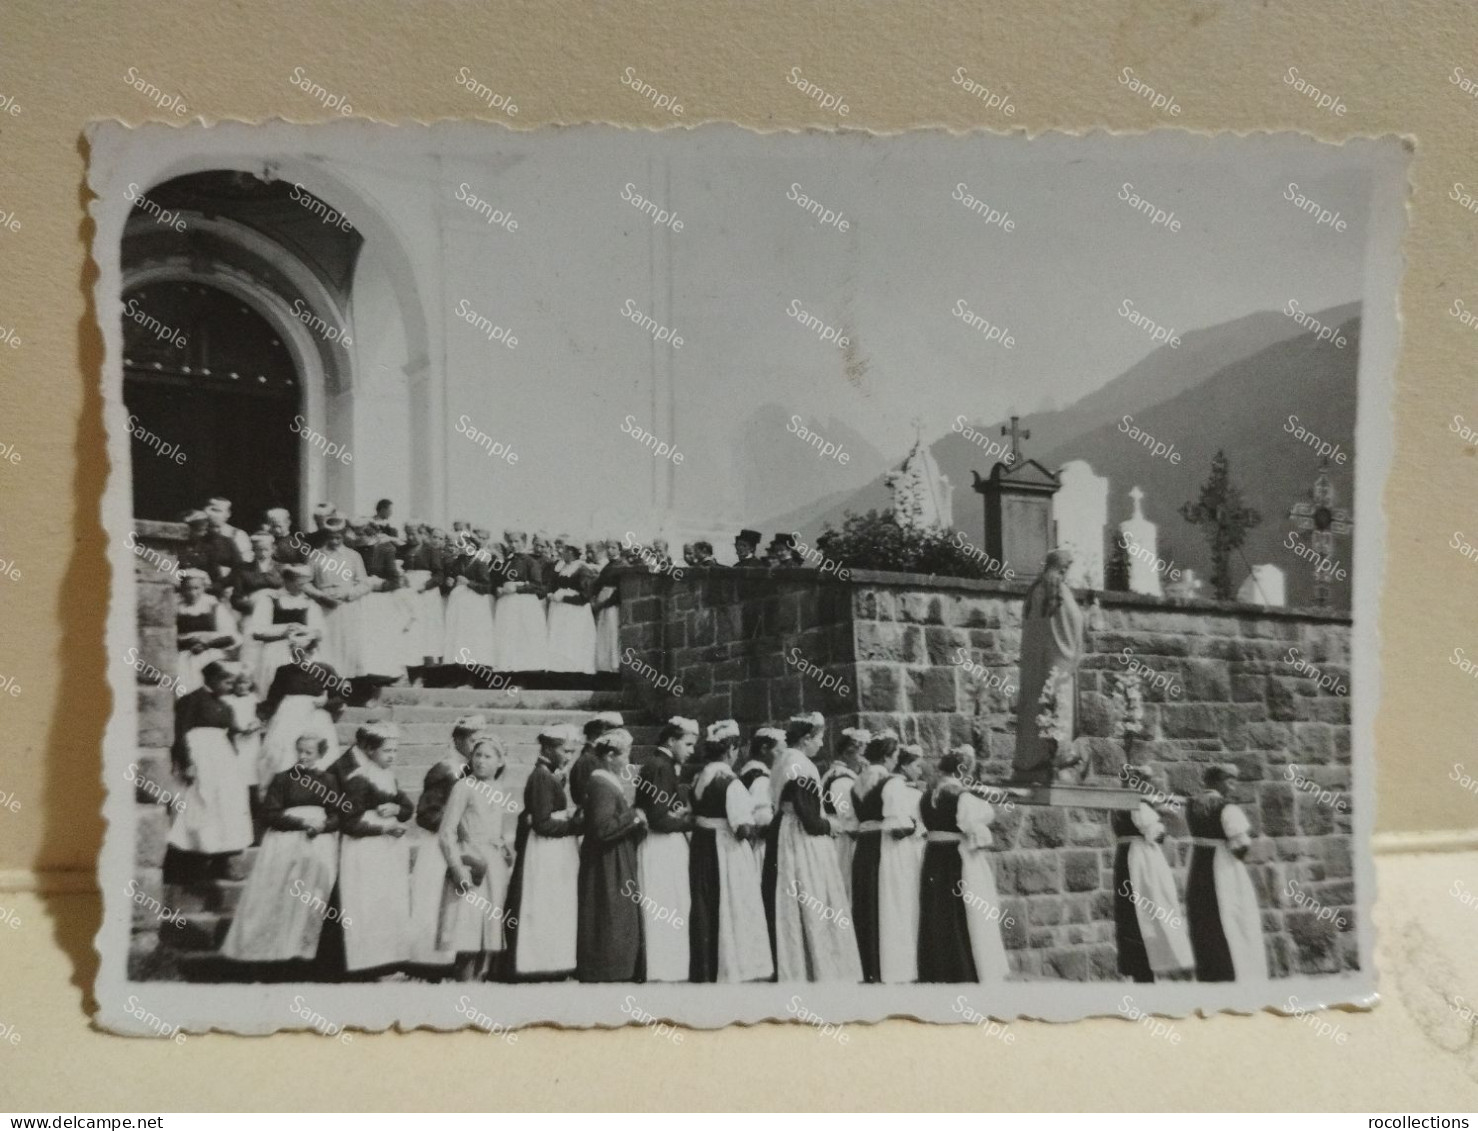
top-left (123, 281), bottom-right (301, 527)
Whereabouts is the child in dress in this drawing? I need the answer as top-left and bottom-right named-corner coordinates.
top-left (437, 737), bottom-right (516, 982)
top-left (220, 736), bottom-right (343, 964)
top-left (223, 670), bottom-right (264, 801)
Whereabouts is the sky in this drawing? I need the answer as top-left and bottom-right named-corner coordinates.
top-left (319, 125), bottom-right (1395, 533)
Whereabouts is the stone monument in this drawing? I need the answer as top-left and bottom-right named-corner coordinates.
top-left (1119, 486), bottom-right (1162, 598)
top-left (1052, 460), bottom-right (1108, 589)
top-left (971, 416), bottom-right (1060, 581)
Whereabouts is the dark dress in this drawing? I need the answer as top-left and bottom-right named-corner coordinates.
top-left (761, 771), bottom-right (831, 967)
top-left (180, 532), bottom-right (241, 592)
top-left (576, 770), bottom-right (647, 982)
top-left (850, 772), bottom-right (893, 984)
top-left (688, 766), bottom-right (733, 982)
top-left (229, 561), bottom-right (284, 615)
top-left (162, 688), bottom-right (242, 884)
top-left (1186, 791), bottom-right (1235, 982)
top-left (415, 759), bottom-right (467, 833)
top-left (567, 745), bottom-right (600, 808)
top-left (916, 784), bottom-right (977, 983)
top-left (271, 532), bottom-right (306, 566)
top-left (505, 759), bottom-right (581, 980)
top-left (1112, 807), bottom-right (1154, 983)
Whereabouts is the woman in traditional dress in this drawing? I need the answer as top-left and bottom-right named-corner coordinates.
top-left (738, 727), bottom-right (781, 872)
top-left (916, 746), bottom-right (1009, 982)
top-left (546, 540), bottom-right (597, 673)
top-left (689, 720), bottom-right (774, 983)
top-left (304, 516), bottom-right (372, 681)
top-left (590, 538), bottom-right (623, 673)
top-left (823, 727), bottom-right (868, 902)
top-left (633, 717), bottom-right (696, 981)
top-left (163, 660), bottom-right (255, 886)
top-left (247, 565), bottom-right (325, 693)
top-left (406, 715), bottom-right (485, 968)
top-left (1011, 547), bottom-right (1085, 784)
top-left (443, 530), bottom-right (497, 670)
top-left (1186, 764), bottom-right (1268, 983)
top-left (401, 525), bottom-right (447, 668)
top-left (849, 731), bottom-right (909, 983)
top-left (568, 711), bottom-right (623, 809)
top-left (338, 722), bottom-right (414, 975)
top-left (175, 569), bottom-right (239, 694)
top-left (258, 633), bottom-right (342, 792)
top-left (492, 530), bottom-right (549, 672)
top-left (506, 723), bottom-right (582, 980)
top-left (577, 729), bottom-right (649, 982)
top-left (878, 742), bottom-right (925, 984)
top-left (220, 735), bottom-right (342, 963)
top-left (1113, 764), bottom-right (1195, 983)
top-left (229, 532), bottom-right (284, 680)
top-left (437, 736), bottom-right (516, 981)
top-left (358, 559), bottom-right (417, 690)
top-left (767, 712), bottom-right (863, 983)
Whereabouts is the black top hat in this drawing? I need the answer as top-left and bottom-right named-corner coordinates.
top-left (736, 529), bottom-right (762, 545)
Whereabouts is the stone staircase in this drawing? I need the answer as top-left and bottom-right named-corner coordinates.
top-left (129, 683), bottom-right (655, 980)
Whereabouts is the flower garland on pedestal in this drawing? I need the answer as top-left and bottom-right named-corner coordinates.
top-left (1035, 663), bottom-right (1083, 782)
top-left (1110, 669), bottom-right (1146, 763)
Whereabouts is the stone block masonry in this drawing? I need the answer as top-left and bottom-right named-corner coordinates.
top-left (619, 566), bottom-right (1356, 979)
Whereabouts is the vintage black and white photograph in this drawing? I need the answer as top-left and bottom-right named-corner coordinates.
top-left (89, 120), bottom-right (1402, 1036)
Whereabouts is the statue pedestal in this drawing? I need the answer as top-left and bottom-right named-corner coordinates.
top-left (982, 781), bottom-right (1155, 811)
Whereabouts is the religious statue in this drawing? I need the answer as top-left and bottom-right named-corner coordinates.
top-left (1010, 547), bottom-right (1086, 784)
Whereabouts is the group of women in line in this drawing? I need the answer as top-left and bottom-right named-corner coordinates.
top-left (192, 698), bottom-right (1024, 985)
top-left (173, 519), bottom-right (632, 697)
top-left (163, 667), bottom-right (1268, 986)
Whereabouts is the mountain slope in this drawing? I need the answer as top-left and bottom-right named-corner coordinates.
top-left (766, 301), bottom-right (1361, 543)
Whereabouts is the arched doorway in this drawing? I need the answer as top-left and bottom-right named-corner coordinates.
top-left (123, 280), bottom-right (302, 522)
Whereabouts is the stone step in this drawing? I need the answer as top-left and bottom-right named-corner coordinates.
top-left (340, 705), bottom-right (640, 726)
top-left (334, 721), bottom-right (661, 746)
top-left (369, 686), bottom-right (627, 710)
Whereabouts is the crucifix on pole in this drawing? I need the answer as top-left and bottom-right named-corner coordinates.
top-left (1001, 415), bottom-right (1030, 465)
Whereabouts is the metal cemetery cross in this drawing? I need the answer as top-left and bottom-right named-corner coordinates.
top-left (1180, 450), bottom-right (1262, 601)
top-left (1287, 458), bottom-right (1353, 607)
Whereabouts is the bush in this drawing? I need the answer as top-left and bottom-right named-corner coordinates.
top-left (814, 509), bottom-right (1011, 580)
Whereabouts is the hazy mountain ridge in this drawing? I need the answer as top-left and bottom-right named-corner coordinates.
top-left (763, 302), bottom-right (1361, 606)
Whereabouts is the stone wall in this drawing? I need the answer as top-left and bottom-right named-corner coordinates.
top-left (618, 566), bottom-right (1356, 980)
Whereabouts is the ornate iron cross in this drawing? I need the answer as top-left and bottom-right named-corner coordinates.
top-left (1180, 450), bottom-right (1262, 601)
top-left (1287, 458), bottom-right (1353, 607)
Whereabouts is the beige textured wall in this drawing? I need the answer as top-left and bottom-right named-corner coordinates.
top-left (0, 0), bottom-right (1469, 876)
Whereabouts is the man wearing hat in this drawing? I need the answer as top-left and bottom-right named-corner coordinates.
top-left (732, 528), bottom-right (765, 569)
top-left (765, 532), bottom-right (804, 569)
top-left (568, 711), bottom-right (624, 808)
